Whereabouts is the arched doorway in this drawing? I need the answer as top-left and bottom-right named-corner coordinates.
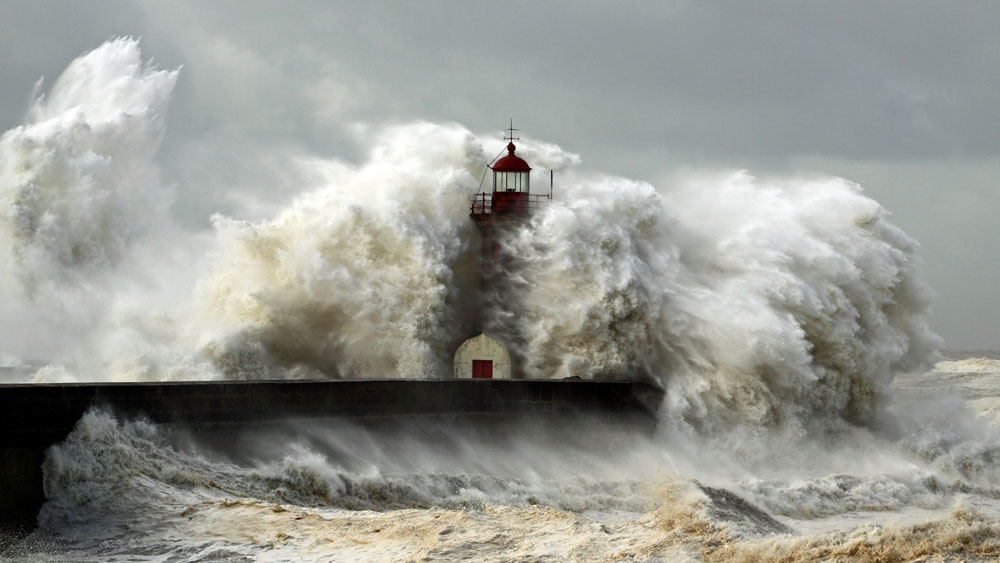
top-left (453, 333), bottom-right (512, 379)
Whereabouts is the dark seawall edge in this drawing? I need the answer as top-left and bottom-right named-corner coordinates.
top-left (0, 378), bottom-right (664, 545)
top-left (1, 379), bottom-right (664, 445)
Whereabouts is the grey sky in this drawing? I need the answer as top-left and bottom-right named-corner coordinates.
top-left (1, 1), bottom-right (998, 350)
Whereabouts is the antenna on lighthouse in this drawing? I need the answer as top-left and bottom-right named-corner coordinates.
top-left (504, 118), bottom-right (519, 142)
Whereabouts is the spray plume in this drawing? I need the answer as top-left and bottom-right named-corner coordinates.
top-left (0, 38), bottom-right (940, 433)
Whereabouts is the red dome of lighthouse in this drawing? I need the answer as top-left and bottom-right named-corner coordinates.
top-left (491, 142), bottom-right (532, 172)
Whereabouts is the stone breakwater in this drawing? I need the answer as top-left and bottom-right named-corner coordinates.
top-left (0, 378), bottom-right (662, 544)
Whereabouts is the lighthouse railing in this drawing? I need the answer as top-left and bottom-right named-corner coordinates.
top-left (470, 192), bottom-right (550, 216)
top-left (470, 192), bottom-right (492, 215)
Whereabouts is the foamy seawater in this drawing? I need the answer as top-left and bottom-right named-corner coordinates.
top-left (1, 37), bottom-right (995, 562)
top-left (1, 354), bottom-right (998, 561)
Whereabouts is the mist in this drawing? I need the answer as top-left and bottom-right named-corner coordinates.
top-left (0, 38), bottom-right (943, 442)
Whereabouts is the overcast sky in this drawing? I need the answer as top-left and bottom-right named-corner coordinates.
top-left (1, 1), bottom-right (998, 350)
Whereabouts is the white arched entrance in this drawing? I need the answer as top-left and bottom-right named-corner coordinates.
top-left (453, 333), bottom-right (512, 379)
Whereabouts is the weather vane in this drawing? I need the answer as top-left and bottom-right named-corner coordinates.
top-left (504, 118), bottom-right (519, 142)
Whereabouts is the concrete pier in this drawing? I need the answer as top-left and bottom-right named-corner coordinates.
top-left (0, 379), bottom-right (662, 544)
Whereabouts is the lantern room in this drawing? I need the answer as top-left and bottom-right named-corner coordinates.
top-left (470, 121), bottom-right (551, 226)
top-left (492, 142), bottom-right (531, 193)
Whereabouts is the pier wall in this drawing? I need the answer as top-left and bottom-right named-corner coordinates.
top-left (0, 379), bottom-right (662, 544)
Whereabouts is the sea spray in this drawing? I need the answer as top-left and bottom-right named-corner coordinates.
top-left (1, 37), bottom-right (177, 285)
top-left (196, 124), bottom-right (487, 379)
top-left (6, 36), bottom-right (1000, 563)
top-left (26, 408), bottom-right (683, 560)
top-left (201, 152), bottom-right (939, 432)
top-left (0, 37), bottom-right (941, 431)
top-left (0, 38), bottom-right (192, 380)
top-left (28, 403), bottom-right (1000, 561)
top-left (38, 409), bottom-right (661, 525)
top-left (504, 171), bottom-right (940, 432)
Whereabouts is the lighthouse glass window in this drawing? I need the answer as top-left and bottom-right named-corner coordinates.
top-left (494, 171), bottom-right (529, 192)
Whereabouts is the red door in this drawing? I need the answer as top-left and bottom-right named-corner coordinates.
top-left (472, 360), bottom-right (493, 379)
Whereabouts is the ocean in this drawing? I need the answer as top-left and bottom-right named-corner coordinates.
top-left (2, 37), bottom-right (997, 562)
top-left (1, 355), bottom-right (999, 561)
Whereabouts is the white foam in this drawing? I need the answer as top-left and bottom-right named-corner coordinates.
top-left (935, 357), bottom-right (1000, 374)
top-left (1, 37), bottom-right (176, 284)
top-left (0, 39), bottom-right (941, 440)
top-left (7, 37), bottom-right (1000, 563)
top-left (0, 37), bottom-right (202, 380)
top-left (194, 136), bottom-right (941, 434)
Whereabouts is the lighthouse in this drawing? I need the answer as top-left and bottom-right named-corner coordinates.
top-left (470, 121), bottom-right (550, 279)
top-left (455, 122), bottom-right (551, 379)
